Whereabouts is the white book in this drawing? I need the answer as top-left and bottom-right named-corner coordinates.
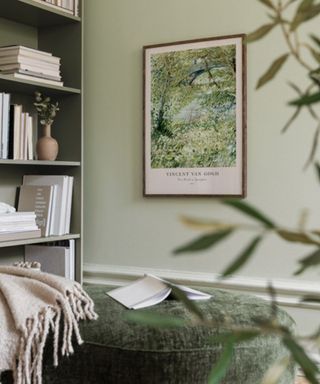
top-left (0, 225), bottom-right (39, 233)
top-left (0, 56), bottom-right (60, 70)
top-left (19, 112), bottom-right (26, 160)
top-left (23, 175), bottom-right (69, 236)
top-left (74, 0), bottom-right (79, 16)
top-left (0, 212), bottom-right (36, 222)
top-left (2, 69), bottom-right (62, 82)
top-left (0, 221), bottom-right (38, 229)
top-left (25, 245), bottom-right (71, 278)
top-left (64, 176), bottom-right (74, 234)
top-left (0, 93), bottom-right (3, 159)
top-left (65, 0), bottom-right (74, 11)
top-left (27, 115), bottom-right (33, 160)
top-left (69, 239), bottom-right (75, 280)
top-left (6, 72), bottom-right (63, 87)
top-left (0, 46), bottom-right (53, 58)
top-left (0, 64), bottom-right (61, 79)
top-left (49, 185), bottom-right (57, 235)
top-left (107, 275), bottom-right (212, 310)
top-left (1, 93), bottom-right (10, 160)
top-left (13, 105), bottom-right (22, 160)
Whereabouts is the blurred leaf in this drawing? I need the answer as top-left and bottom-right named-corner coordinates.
top-left (294, 248), bottom-right (320, 275)
top-left (170, 285), bottom-right (205, 321)
top-left (256, 54), bottom-right (290, 89)
top-left (289, 91), bottom-right (320, 106)
top-left (212, 331), bottom-right (260, 344)
top-left (125, 311), bottom-right (185, 328)
top-left (223, 199), bottom-right (276, 228)
top-left (283, 336), bottom-right (319, 384)
top-left (291, 0), bottom-right (320, 31)
top-left (261, 357), bottom-right (291, 384)
top-left (173, 230), bottom-right (233, 254)
top-left (277, 229), bottom-right (320, 245)
top-left (179, 216), bottom-right (236, 232)
top-left (222, 236), bottom-right (263, 277)
top-left (315, 162), bottom-right (320, 182)
top-left (310, 48), bottom-right (320, 63)
top-left (302, 295), bottom-right (320, 303)
top-left (282, 107), bottom-right (301, 133)
top-left (208, 338), bottom-right (234, 384)
top-left (310, 34), bottom-right (320, 48)
top-left (303, 124), bottom-right (320, 169)
top-left (258, 0), bottom-right (275, 9)
top-left (246, 23), bottom-right (276, 43)
top-left (309, 68), bottom-right (320, 85)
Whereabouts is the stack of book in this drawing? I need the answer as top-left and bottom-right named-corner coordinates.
top-left (18, 175), bottom-right (74, 237)
top-left (36, 0), bottom-right (79, 16)
top-left (0, 97), bottom-right (34, 161)
top-left (0, 46), bottom-right (63, 87)
top-left (0, 211), bottom-right (40, 242)
top-left (25, 240), bottom-right (75, 280)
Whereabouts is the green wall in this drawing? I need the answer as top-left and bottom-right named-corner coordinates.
top-left (84, 0), bottom-right (319, 281)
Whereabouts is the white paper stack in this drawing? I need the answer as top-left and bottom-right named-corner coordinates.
top-left (0, 212), bottom-right (40, 242)
top-left (0, 46), bottom-right (63, 87)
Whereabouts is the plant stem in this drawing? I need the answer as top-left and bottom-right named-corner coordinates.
top-left (276, 5), bottom-right (313, 71)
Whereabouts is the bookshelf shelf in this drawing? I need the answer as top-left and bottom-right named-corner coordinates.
top-left (0, 234), bottom-right (80, 248)
top-left (0, 160), bottom-right (81, 166)
top-left (0, 74), bottom-right (81, 97)
top-left (0, 0), bottom-right (80, 28)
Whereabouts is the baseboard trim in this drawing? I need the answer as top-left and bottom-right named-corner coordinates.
top-left (83, 263), bottom-right (320, 310)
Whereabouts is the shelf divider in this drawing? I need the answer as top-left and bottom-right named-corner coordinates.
top-left (0, 74), bottom-right (80, 97)
top-left (0, 234), bottom-right (80, 248)
top-left (0, 160), bottom-right (81, 167)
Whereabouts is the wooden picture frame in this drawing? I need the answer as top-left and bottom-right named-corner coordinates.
top-left (143, 34), bottom-right (247, 197)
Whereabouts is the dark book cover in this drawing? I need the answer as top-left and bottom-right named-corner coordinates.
top-left (8, 104), bottom-right (14, 159)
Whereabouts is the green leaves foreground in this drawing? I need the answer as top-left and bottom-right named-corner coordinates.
top-left (174, 199), bottom-right (320, 277)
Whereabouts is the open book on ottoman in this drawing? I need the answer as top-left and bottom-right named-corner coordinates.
top-left (106, 274), bottom-right (211, 309)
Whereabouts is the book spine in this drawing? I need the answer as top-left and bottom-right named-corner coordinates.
top-left (2, 93), bottom-right (10, 159)
top-left (8, 105), bottom-right (14, 159)
top-left (13, 105), bottom-right (22, 160)
top-left (27, 115), bottom-right (33, 161)
top-left (74, 0), bottom-right (79, 16)
top-left (65, 176), bottom-right (74, 234)
top-left (0, 93), bottom-right (3, 159)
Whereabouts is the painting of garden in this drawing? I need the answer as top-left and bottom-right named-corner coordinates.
top-left (150, 44), bottom-right (237, 169)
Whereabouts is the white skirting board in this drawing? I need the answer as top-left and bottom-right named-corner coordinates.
top-left (83, 263), bottom-right (320, 310)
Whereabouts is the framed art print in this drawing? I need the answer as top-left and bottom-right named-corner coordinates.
top-left (143, 34), bottom-right (246, 197)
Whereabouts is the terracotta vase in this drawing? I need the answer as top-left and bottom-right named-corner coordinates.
top-left (36, 124), bottom-right (59, 161)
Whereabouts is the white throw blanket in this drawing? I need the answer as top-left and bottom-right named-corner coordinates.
top-left (0, 266), bottom-right (98, 384)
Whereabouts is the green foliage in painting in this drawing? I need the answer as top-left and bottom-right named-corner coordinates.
top-left (150, 45), bottom-right (237, 169)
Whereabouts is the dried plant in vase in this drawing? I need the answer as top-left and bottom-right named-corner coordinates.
top-left (34, 91), bottom-right (60, 161)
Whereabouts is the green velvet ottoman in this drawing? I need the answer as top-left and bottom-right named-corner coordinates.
top-left (2, 284), bottom-right (296, 384)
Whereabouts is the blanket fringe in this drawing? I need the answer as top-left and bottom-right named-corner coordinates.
top-left (12, 286), bottom-right (98, 384)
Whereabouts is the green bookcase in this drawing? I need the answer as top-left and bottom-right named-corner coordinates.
top-left (0, 0), bottom-right (83, 282)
